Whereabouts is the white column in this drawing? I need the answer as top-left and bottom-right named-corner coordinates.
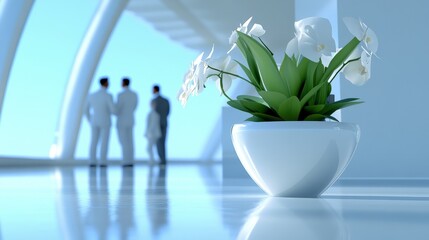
top-left (52, 0), bottom-right (129, 160)
top-left (0, 0), bottom-right (35, 121)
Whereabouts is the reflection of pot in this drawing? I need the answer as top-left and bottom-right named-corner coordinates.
top-left (237, 197), bottom-right (348, 240)
top-left (231, 121), bottom-right (360, 197)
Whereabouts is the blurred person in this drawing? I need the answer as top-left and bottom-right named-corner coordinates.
top-left (151, 85), bottom-right (170, 165)
top-left (144, 101), bottom-right (161, 164)
top-left (116, 77), bottom-right (138, 167)
top-left (85, 77), bottom-right (115, 167)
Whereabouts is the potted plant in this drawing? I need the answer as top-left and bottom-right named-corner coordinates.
top-left (178, 17), bottom-right (378, 197)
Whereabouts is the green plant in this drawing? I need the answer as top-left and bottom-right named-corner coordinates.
top-left (178, 17), bottom-right (378, 121)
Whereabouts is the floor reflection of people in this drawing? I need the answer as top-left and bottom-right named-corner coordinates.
top-left (56, 167), bottom-right (85, 239)
top-left (116, 167), bottom-right (136, 239)
top-left (86, 167), bottom-right (111, 240)
top-left (146, 166), bottom-right (169, 237)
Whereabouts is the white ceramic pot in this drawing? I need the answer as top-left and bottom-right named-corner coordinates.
top-left (231, 121), bottom-right (360, 197)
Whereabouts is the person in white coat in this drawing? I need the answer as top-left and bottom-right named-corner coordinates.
top-left (144, 101), bottom-right (161, 164)
top-left (116, 78), bottom-right (138, 167)
top-left (85, 77), bottom-right (115, 167)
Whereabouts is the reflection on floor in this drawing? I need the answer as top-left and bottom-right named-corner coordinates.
top-left (0, 164), bottom-right (428, 239)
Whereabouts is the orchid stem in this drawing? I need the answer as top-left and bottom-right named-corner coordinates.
top-left (207, 65), bottom-right (261, 90)
top-left (329, 57), bottom-right (361, 83)
top-left (258, 37), bottom-right (273, 56)
top-left (219, 73), bottom-right (233, 101)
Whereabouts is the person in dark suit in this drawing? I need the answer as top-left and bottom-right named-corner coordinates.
top-left (151, 85), bottom-right (170, 165)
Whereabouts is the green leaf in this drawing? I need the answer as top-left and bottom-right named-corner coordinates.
top-left (300, 81), bottom-right (328, 107)
top-left (312, 84), bottom-right (333, 106)
top-left (325, 115), bottom-right (340, 122)
top-left (278, 96), bottom-right (301, 121)
top-left (303, 104), bottom-right (325, 114)
top-left (227, 100), bottom-right (251, 113)
top-left (297, 58), bottom-right (310, 83)
top-left (305, 60), bottom-right (317, 87)
top-left (321, 37), bottom-right (360, 82)
top-left (235, 60), bottom-right (261, 90)
top-left (245, 115), bottom-right (265, 122)
top-left (237, 32), bottom-right (286, 95)
top-left (304, 60), bottom-right (327, 105)
top-left (315, 81), bottom-right (330, 105)
top-left (313, 61), bottom-right (326, 85)
top-left (252, 112), bottom-right (283, 121)
top-left (236, 38), bottom-right (261, 85)
top-left (326, 84), bottom-right (332, 101)
top-left (322, 98), bottom-right (363, 115)
top-left (279, 54), bottom-right (300, 97)
top-left (258, 91), bottom-right (288, 111)
top-left (239, 99), bottom-right (272, 114)
top-left (299, 59), bottom-right (318, 101)
top-left (237, 95), bottom-right (266, 105)
top-left (303, 114), bottom-right (327, 121)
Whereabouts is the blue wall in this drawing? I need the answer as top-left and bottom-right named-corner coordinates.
top-left (339, 0), bottom-right (429, 178)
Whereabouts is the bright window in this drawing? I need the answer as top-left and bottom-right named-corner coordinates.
top-left (0, 1), bottom-right (223, 161)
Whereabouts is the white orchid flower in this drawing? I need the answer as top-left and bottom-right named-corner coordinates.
top-left (178, 66), bottom-right (197, 107)
top-left (177, 80), bottom-right (192, 107)
top-left (228, 17), bottom-right (266, 53)
top-left (178, 59), bottom-right (202, 106)
top-left (343, 17), bottom-right (378, 54)
top-left (248, 24), bottom-right (266, 37)
top-left (188, 52), bottom-right (206, 94)
top-left (178, 48), bottom-right (214, 106)
top-left (321, 48), bottom-right (342, 67)
top-left (294, 17), bottom-right (336, 62)
top-left (228, 17), bottom-right (252, 45)
top-left (321, 54), bottom-right (333, 68)
top-left (236, 17), bottom-right (253, 35)
top-left (343, 48), bottom-right (372, 86)
top-left (206, 55), bottom-right (238, 94)
top-left (285, 37), bottom-right (299, 58)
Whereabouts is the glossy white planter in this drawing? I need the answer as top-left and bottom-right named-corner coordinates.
top-left (231, 121), bottom-right (360, 197)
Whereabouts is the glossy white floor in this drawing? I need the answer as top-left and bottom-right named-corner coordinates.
top-left (0, 164), bottom-right (428, 240)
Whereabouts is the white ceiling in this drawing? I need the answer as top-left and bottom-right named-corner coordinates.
top-left (126, 0), bottom-right (296, 54)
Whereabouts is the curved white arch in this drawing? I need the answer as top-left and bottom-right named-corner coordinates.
top-left (0, 0), bottom-right (34, 121)
top-left (53, 0), bottom-right (129, 160)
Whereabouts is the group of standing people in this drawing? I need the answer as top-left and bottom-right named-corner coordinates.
top-left (85, 77), bottom-right (170, 167)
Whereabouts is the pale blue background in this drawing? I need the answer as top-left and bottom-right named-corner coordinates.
top-left (338, 0), bottom-right (429, 178)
